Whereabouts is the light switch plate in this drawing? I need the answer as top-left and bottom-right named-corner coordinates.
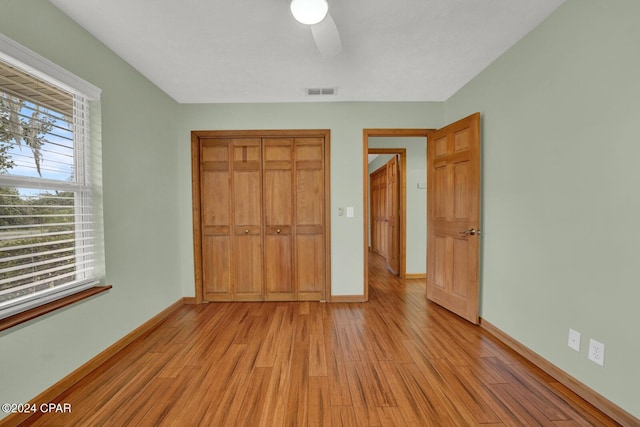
top-left (568, 329), bottom-right (581, 352)
top-left (346, 207), bottom-right (354, 218)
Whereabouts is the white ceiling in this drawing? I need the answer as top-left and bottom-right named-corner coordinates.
top-left (49, 0), bottom-right (565, 104)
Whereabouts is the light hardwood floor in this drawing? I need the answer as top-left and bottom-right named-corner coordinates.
top-left (21, 253), bottom-right (618, 426)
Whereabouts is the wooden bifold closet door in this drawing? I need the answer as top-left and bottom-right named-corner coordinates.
top-left (193, 130), bottom-right (329, 303)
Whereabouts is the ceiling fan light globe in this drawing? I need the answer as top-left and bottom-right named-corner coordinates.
top-left (290, 0), bottom-right (329, 25)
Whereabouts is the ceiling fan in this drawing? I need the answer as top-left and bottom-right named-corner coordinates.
top-left (290, 0), bottom-right (343, 58)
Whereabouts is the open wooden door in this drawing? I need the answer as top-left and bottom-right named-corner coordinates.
top-left (386, 155), bottom-right (400, 275)
top-left (427, 113), bottom-right (480, 324)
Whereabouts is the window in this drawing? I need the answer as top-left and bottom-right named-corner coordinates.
top-left (0, 34), bottom-right (103, 321)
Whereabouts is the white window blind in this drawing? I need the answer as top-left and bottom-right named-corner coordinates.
top-left (0, 34), bottom-right (103, 320)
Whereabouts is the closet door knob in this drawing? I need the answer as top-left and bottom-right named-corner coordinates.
top-left (276, 229), bottom-right (281, 234)
top-left (245, 229), bottom-right (249, 234)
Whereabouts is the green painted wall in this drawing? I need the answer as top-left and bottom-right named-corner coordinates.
top-left (445, 0), bottom-right (640, 417)
top-left (177, 103), bottom-right (443, 297)
top-left (368, 137), bottom-right (427, 275)
top-left (0, 0), bottom-right (182, 413)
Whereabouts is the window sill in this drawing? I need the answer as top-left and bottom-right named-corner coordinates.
top-left (0, 286), bottom-right (112, 332)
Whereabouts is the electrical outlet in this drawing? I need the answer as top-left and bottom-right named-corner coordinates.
top-left (568, 329), bottom-right (581, 352)
top-left (588, 339), bottom-right (605, 366)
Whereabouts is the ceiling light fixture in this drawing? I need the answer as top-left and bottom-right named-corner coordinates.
top-left (290, 0), bottom-right (329, 25)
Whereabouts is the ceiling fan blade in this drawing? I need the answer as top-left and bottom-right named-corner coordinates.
top-left (311, 13), bottom-right (342, 58)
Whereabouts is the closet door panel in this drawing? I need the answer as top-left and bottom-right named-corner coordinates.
top-left (233, 229), bottom-right (262, 299)
top-left (233, 172), bottom-right (261, 225)
top-left (295, 138), bottom-right (325, 299)
top-left (265, 228), bottom-right (293, 299)
top-left (231, 139), bottom-right (263, 300)
top-left (264, 140), bottom-right (293, 225)
top-left (296, 233), bottom-right (323, 300)
top-left (202, 235), bottom-right (231, 300)
top-left (201, 141), bottom-right (232, 300)
top-left (264, 169), bottom-right (292, 223)
top-left (296, 141), bottom-right (324, 226)
top-left (263, 139), bottom-right (294, 299)
top-left (233, 141), bottom-right (262, 226)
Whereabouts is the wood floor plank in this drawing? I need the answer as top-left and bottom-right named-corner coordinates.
top-left (294, 308), bottom-right (311, 343)
top-left (459, 355), bottom-right (510, 385)
top-left (199, 342), bottom-right (260, 426)
top-left (377, 360), bottom-right (423, 425)
top-left (326, 346), bottom-right (353, 406)
top-left (309, 301), bottom-right (325, 336)
top-left (337, 323), bottom-right (362, 361)
top-left (400, 361), bottom-right (477, 425)
top-left (308, 376), bottom-right (332, 427)
top-left (170, 303), bottom-right (240, 371)
top-left (379, 361), bottom-right (442, 427)
top-left (155, 343), bottom-right (193, 379)
top-left (284, 340), bottom-right (311, 425)
top-left (309, 333), bottom-right (328, 377)
top-left (235, 367), bottom-right (273, 427)
top-left (16, 252), bottom-right (622, 427)
top-left (258, 348), bottom-right (293, 426)
top-left (107, 377), bottom-right (179, 426)
top-left (231, 308), bottom-right (263, 344)
top-left (299, 301), bottom-right (311, 315)
top-left (377, 406), bottom-right (415, 427)
top-left (259, 307), bottom-right (297, 426)
top-left (491, 382), bottom-right (558, 426)
top-left (254, 305), bottom-right (288, 368)
top-left (430, 357), bottom-right (502, 424)
top-left (344, 360), bottom-right (382, 426)
top-left (79, 352), bottom-right (175, 426)
top-left (331, 405), bottom-right (359, 427)
top-left (549, 381), bottom-right (623, 426)
top-left (147, 325), bottom-right (181, 353)
top-left (488, 356), bottom-right (578, 422)
top-left (358, 350), bottom-right (397, 407)
top-left (356, 311), bottom-right (411, 362)
top-left (451, 363), bottom-right (532, 427)
top-left (156, 366), bottom-right (214, 426)
top-left (60, 352), bottom-right (173, 426)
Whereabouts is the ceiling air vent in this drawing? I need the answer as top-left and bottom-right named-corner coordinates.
top-left (306, 87), bottom-right (336, 96)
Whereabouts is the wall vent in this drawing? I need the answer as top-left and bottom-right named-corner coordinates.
top-left (306, 87), bottom-right (336, 96)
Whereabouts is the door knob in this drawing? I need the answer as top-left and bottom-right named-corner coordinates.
top-left (276, 229), bottom-right (281, 234)
top-left (459, 228), bottom-right (476, 236)
top-left (245, 229), bottom-right (249, 234)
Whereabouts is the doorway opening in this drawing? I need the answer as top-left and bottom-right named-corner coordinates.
top-left (363, 129), bottom-right (431, 301)
top-left (368, 149), bottom-right (405, 277)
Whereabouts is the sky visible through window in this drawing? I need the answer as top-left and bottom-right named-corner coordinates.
top-left (1, 94), bottom-right (74, 183)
